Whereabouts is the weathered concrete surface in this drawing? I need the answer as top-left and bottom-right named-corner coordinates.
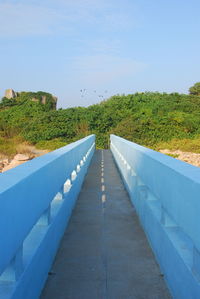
top-left (41, 150), bottom-right (170, 299)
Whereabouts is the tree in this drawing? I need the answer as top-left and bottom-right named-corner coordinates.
top-left (189, 82), bottom-right (200, 96)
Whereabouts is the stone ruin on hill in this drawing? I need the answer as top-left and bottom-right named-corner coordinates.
top-left (4, 89), bottom-right (57, 109)
top-left (5, 89), bottom-right (17, 99)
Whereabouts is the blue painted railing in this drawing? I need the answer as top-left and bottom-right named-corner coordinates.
top-left (111, 134), bottom-right (200, 299)
top-left (0, 135), bottom-right (95, 299)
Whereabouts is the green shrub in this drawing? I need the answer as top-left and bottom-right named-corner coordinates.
top-left (35, 139), bottom-right (67, 151)
top-left (1, 91), bottom-right (200, 152)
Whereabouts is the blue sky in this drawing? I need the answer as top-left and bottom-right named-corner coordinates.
top-left (0, 0), bottom-right (200, 108)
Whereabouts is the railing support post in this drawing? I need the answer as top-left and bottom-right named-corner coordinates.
top-left (0, 246), bottom-right (23, 282)
top-left (193, 247), bottom-right (200, 279)
top-left (37, 206), bottom-right (51, 226)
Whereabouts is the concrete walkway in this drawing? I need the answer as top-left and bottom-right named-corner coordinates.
top-left (41, 150), bottom-right (170, 299)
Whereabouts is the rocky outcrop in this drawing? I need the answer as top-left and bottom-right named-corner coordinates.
top-left (1, 154), bottom-right (31, 172)
top-left (159, 149), bottom-right (200, 167)
top-left (0, 159), bottom-right (9, 172)
top-left (31, 97), bottom-right (39, 102)
top-left (4, 89), bottom-right (57, 109)
top-left (41, 95), bottom-right (47, 105)
top-left (5, 89), bottom-right (17, 99)
top-left (52, 96), bottom-right (57, 109)
top-left (0, 147), bottom-right (49, 173)
top-left (41, 95), bottom-right (57, 109)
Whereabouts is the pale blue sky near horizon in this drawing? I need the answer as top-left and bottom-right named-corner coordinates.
top-left (0, 0), bottom-right (200, 108)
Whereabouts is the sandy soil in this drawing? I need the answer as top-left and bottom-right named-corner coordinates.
top-left (159, 149), bottom-right (200, 167)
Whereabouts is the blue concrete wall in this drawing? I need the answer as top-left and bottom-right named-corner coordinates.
top-left (111, 134), bottom-right (200, 299)
top-left (0, 135), bottom-right (95, 299)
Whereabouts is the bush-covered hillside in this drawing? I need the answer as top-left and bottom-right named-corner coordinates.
top-left (1, 91), bottom-right (200, 156)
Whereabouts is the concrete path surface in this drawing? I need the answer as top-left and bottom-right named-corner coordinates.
top-left (41, 150), bottom-right (170, 299)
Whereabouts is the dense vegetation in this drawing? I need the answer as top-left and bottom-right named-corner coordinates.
top-left (1, 90), bottom-right (200, 157)
top-left (189, 82), bottom-right (200, 96)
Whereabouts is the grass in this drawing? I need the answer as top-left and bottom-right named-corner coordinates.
top-left (35, 138), bottom-right (67, 151)
top-left (165, 153), bottom-right (179, 158)
top-left (0, 136), bottom-right (35, 159)
top-left (0, 135), bottom-right (67, 160)
top-left (2, 134), bottom-right (200, 162)
top-left (155, 137), bottom-right (200, 153)
top-left (0, 136), bottom-right (23, 158)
